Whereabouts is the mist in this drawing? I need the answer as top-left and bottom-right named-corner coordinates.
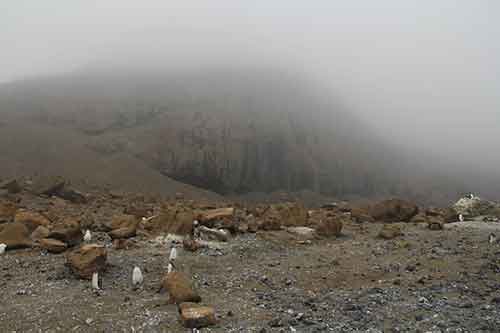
top-left (1, 1), bottom-right (500, 201)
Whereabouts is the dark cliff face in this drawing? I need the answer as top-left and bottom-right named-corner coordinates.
top-left (0, 67), bottom-right (465, 203)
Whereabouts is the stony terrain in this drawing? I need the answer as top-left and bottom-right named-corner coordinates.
top-left (1, 180), bottom-right (500, 332)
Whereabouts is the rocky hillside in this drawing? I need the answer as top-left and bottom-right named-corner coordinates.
top-left (0, 67), bottom-right (465, 204)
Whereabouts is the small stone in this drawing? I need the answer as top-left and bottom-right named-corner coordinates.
top-left (179, 303), bottom-right (216, 329)
top-left (378, 224), bottom-right (402, 240)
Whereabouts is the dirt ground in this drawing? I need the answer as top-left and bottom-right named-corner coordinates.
top-left (1, 216), bottom-right (500, 333)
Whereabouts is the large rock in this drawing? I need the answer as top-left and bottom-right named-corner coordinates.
top-left (31, 225), bottom-right (50, 241)
top-left (316, 216), bottom-right (344, 237)
top-left (48, 219), bottom-right (82, 247)
top-left (350, 208), bottom-right (375, 223)
top-left (33, 177), bottom-right (66, 196)
top-left (0, 179), bottom-right (22, 194)
top-left (452, 196), bottom-right (498, 218)
top-left (162, 272), bottom-right (201, 304)
top-left (198, 207), bottom-right (234, 226)
top-left (427, 217), bottom-right (444, 230)
top-left (14, 211), bottom-right (51, 232)
top-left (179, 303), bottom-right (216, 329)
top-left (106, 214), bottom-right (139, 239)
top-left (39, 238), bottom-right (67, 253)
top-left (65, 244), bottom-right (107, 279)
top-left (256, 203), bottom-right (308, 231)
top-left (0, 222), bottom-right (32, 249)
top-left (370, 199), bottom-right (419, 222)
top-left (378, 224), bottom-right (402, 240)
top-left (0, 200), bottom-right (17, 223)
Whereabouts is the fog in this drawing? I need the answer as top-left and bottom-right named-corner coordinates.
top-left (2, 1), bottom-right (500, 198)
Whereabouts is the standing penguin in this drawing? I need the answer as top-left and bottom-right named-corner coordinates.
top-left (0, 243), bottom-right (6, 255)
top-left (92, 272), bottom-right (100, 290)
top-left (489, 233), bottom-right (497, 244)
top-left (458, 214), bottom-right (464, 222)
top-left (132, 266), bottom-right (143, 286)
top-left (83, 230), bottom-right (92, 243)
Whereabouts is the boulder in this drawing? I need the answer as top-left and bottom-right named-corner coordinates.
top-left (427, 217), bottom-right (444, 231)
top-left (65, 244), bottom-right (107, 279)
top-left (31, 225), bottom-right (50, 241)
top-left (162, 272), bottom-right (201, 304)
top-left (14, 211), bottom-right (51, 232)
top-left (108, 226), bottom-right (137, 239)
top-left (56, 187), bottom-right (87, 204)
top-left (179, 303), bottom-right (216, 329)
top-left (40, 238), bottom-right (67, 253)
top-left (106, 214), bottom-right (139, 239)
top-left (316, 216), bottom-right (344, 237)
top-left (0, 200), bottom-right (17, 223)
top-left (0, 179), bottom-right (22, 194)
top-left (198, 207), bottom-right (234, 226)
top-left (0, 222), bottom-right (32, 249)
top-left (49, 219), bottom-right (82, 247)
top-left (33, 177), bottom-right (66, 196)
top-left (378, 224), bottom-right (402, 240)
top-left (370, 199), bottom-right (419, 222)
top-left (256, 203), bottom-right (308, 231)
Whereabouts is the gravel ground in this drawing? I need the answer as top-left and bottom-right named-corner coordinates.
top-left (1, 217), bottom-right (500, 332)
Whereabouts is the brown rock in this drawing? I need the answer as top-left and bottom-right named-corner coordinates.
top-left (198, 208), bottom-right (234, 225)
top-left (49, 218), bottom-right (82, 247)
top-left (162, 272), bottom-right (201, 304)
top-left (31, 225), bottom-right (50, 241)
top-left (40, 238), bottom-right (67, 253)
top-left (0, 222), bottom-right (32, 249)
top-left (108, 226), bottom-right (137, 239)
top-left (370, 199), bottom-right (419, 222)
top-left (14, 211), bottom-right (51, 232)
top-left (65, 244), bottom-right (107, 279)
top-left (183, 239), bottom-right (202, 252)
top-left (179, 303), bottom-right (216, 329)
top-left (0, 200), bottom-right (17, 223)
top-left (378, 224), bottom-right (402, 240)
top-left (316, 216), bottom-right (343, 237)
top-left (108, 214), bottom-right (139, 230)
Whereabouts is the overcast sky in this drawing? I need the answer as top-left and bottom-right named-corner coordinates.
top-left (2, 1), bottom-right (500, 172)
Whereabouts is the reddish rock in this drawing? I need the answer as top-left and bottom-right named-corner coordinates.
top-left (14, 211), bottom-right (51, 232)
top-left (49, 218), bottom-right (82, 247)
top-left (108, 226), bottom-right (137, 239)
top-left (316, 216), bottom-right (344, 237)
top-left (40, 238), bottom-right (67, 253)
top-left (0, 222), bottom-right (32, 249)
top-left (0, 200), bottom-right (17, 222)
top-left (179, 303), bottom-right (216, 329)
top-left (65, 244), bottom-right (107, 279)
top-left (162, 272), bottom-right (201, 304)
top-left (370, 199), bottom-right (419, 222)
top-left (31, 225), bottom-right (50, 241)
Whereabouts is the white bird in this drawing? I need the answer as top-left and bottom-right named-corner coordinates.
top-left (167, 263), bottom-right (174, 273)
top-left (83, 230), bottom-right (92, 243)
top-left (169, 247), bottom-right (177, 262)
top-left (458, 214), bottom-right (464, 222)
top-left (92, 272), bottom-right (100, 290)
top-left (132, 266), bottom-right (143, 286)
top-left (0, 243), bottom-right (6, 255)
top-left (489, 233), bottom-right (497, 244)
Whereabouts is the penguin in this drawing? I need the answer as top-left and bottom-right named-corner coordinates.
top-left (458, 214), bottom-right (464, 222)
top-left (169, 247), bottom-right (177, 263)
top-left (489, 233), bottom-right (497, 244)
top-left (132, 266), bottom-right (143, 286)
top-left (92, 272), bottom-right (100, 290)
top-left (83, 230), bottom-right (92, 243)
top-left (0, 243), bottom-right (6, 255)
